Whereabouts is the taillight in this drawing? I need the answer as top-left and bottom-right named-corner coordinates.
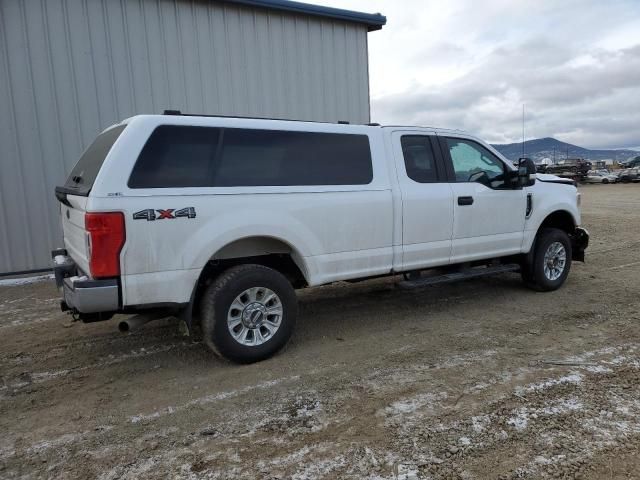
top-left (85, 212), bottom-right (125, 278)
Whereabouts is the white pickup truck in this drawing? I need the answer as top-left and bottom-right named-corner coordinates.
top-left (53, 112), bottom-right (589, 363)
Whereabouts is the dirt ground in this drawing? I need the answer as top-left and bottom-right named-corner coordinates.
top-left (1, 184), bottom-right (639, 480)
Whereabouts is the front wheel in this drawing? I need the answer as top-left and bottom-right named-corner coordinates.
top-left (522, 228), bottom-right (572, 291)
top-left (200, 264), bottom-right (297, 363)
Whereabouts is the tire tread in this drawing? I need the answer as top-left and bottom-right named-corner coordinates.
top-left (523, 228), bottom-right (572, 292)
top-left (200, 264), bottom-right (296, 363)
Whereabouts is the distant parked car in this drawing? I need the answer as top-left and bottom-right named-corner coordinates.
top-left (584, 170), bottom-right (618, 184)
top-left (618, 168), bottom-right (640, 183)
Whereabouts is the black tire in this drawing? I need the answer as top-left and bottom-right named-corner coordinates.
top-left (522, 228), bottom-right (572, 292)
top-left (200, 264), bottom-right (297, 363)
top-left (602, 178), bottom-right (609, 184)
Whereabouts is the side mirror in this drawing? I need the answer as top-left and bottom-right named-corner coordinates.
top-left (518, 157), bottom-right (536, 187)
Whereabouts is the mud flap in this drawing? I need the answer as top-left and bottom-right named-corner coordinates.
top-left (177, 301), bottom-right (194, 337)
top-left (571, 227), bottom-right (589, 262)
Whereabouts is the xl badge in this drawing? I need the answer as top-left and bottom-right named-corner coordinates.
top-left (133, 207), bottom-right (196, 221)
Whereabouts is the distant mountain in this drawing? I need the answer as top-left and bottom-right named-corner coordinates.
top-left (491, 137), bottom-right (639, 164)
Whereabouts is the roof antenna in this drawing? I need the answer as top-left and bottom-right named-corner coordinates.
top-left (522, 103), bottom-right (525, 159)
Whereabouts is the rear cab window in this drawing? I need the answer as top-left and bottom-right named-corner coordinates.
top-left (128, 125), bottom-right (373, 188)
top-left (61, 125), bottom-right (127, 196)
top-left (400, 135), bottom-right (440, 183)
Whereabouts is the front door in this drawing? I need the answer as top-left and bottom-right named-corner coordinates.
top-left (439, 136), bottom-right (526, 263)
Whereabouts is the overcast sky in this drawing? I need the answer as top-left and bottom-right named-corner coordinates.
top-left (314, 0), bottom-right (640, 148)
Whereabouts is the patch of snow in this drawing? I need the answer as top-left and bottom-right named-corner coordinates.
top-left (585, 365), bottom-right (613, 374)
top-left (129, 375), bottom-right (300, 423)
top-left (516, 373), bottom-right (583, 395)
top-left (23, 426), bottom-right (116, 457)
top-left (98, 451), bottom-right (181, 480)
top-left (291, 454), bottom-right (347, 480)
top-left (0, 446), bottom-right (16, 460)
top-left (0, 274), bottom-right (54, 287)
top-left (615, 405), bottom-right (631, 415)
top-left (436, 349), bottom-right (498, 369)
top-left (507, 408), bottom-right (531, 430)
top-left (607, 355), bottom-right (640, 368)
top-left (609, 355), bottom-right (628, 365)
top-left (533, 455), bottom-right (552, 465)
top-left (265, 445), bottom-right (312, 467)
top-left (582, 413), bottom-right (640, 441)
top-left (254, 443), bottom-right (347, 480)
top-left (394, 463), bottom-right (420, 480)
top-left (507, 397), bottom-right (584, 431)
top-left (384, 392), bottom-right (448, 415)
top-left (295, 398), bottom-right (321, 418)
top-left (471, 415), bottom-right (491, 433)
top-left (564, 344), bottom-right (633, 363)
top-left (25, 429), bottom-right (101, 455)
top-left (541, 397), bottom-right (584, 415)
top-left (466, 382), bottom-right (490, 393)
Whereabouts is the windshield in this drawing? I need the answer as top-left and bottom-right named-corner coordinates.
top-left (62, 125), bottom-right (126, 196)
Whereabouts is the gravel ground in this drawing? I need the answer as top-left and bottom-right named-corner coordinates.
top-left (1, 184), bottom-right (639, 480)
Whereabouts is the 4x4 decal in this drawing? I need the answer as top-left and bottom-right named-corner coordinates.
top-left (133, 207), bottom-right (196, 221)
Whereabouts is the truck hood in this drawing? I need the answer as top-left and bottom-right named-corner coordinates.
top-left (535, 173), bottom-right (576, 186)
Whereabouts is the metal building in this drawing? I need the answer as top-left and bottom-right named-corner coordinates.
top-left (0, 0), bottom-right (385, 275)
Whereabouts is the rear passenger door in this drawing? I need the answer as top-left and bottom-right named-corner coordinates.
top-left (392, 131), bottom-right (453, 271)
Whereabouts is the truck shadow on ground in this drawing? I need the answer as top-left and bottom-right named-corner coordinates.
top-left (125, 272), bottom-right (531, 366)
top-left (0, 272), bottom-right (579, 409)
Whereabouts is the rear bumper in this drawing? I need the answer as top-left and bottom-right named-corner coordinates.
top-left (571, 227), bottom-right (589, 262)
top-left (52, 249), bottom-right (119, 314)
top-left (62, 277), bottom-right (119, 313)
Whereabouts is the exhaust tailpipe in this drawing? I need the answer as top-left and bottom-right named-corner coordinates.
top-left (118, 314), bottom-right (152, 333)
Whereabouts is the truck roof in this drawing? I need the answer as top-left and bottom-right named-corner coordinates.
top-left (119, 111), bottom-right (470, 137)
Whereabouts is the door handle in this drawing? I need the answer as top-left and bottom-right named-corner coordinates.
top-left (458, 196), bottom-right (474, 206)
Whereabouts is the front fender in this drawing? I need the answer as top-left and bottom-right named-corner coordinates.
top-left (523, 185), bottom-right (580, 253)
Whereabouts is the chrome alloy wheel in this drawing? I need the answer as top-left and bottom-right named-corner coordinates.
top-left (543, 241), bottom-right (567, 281)
top-left (227, 287), bottom-right (283, 346)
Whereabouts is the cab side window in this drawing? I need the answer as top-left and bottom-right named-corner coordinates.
top-left (446, 138), bottom-right (507, 189)
top-left (401, 135), bottom-right (439, 183)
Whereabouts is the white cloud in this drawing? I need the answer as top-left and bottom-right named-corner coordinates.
top-left (312, 0), bottom-right (640, 148)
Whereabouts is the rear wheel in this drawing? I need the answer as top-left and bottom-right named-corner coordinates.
top-left (602, 178), bottom-right (609, 184)
top-left (200, 264), bottom-right (297, 363)
top-left (522, 228), bottom-right (572, 291)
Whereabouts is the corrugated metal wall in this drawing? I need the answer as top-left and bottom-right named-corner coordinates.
top-left (0, 0), bottom-right (371, 274)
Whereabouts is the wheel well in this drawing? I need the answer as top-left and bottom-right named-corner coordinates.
top-left (191, 237), bottom-right (308, 317)
top-left (200, 253), bottom-right (307, 289)
top-left (538, 210), bottom-right (576, 235)
top-left (521, 210), bottom-right (578, 270)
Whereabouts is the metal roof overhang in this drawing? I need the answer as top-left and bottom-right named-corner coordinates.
top-left (223, 0), bottom-right (386, 31)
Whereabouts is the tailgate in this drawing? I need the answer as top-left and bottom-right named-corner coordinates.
top-left (60, 195), bottom-right (91, 275)
top-left (54, 124), bottom-right (128, 276)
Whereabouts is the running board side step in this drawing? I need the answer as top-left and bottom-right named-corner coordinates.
top-left (397, 264), bottom-right (520, 289)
